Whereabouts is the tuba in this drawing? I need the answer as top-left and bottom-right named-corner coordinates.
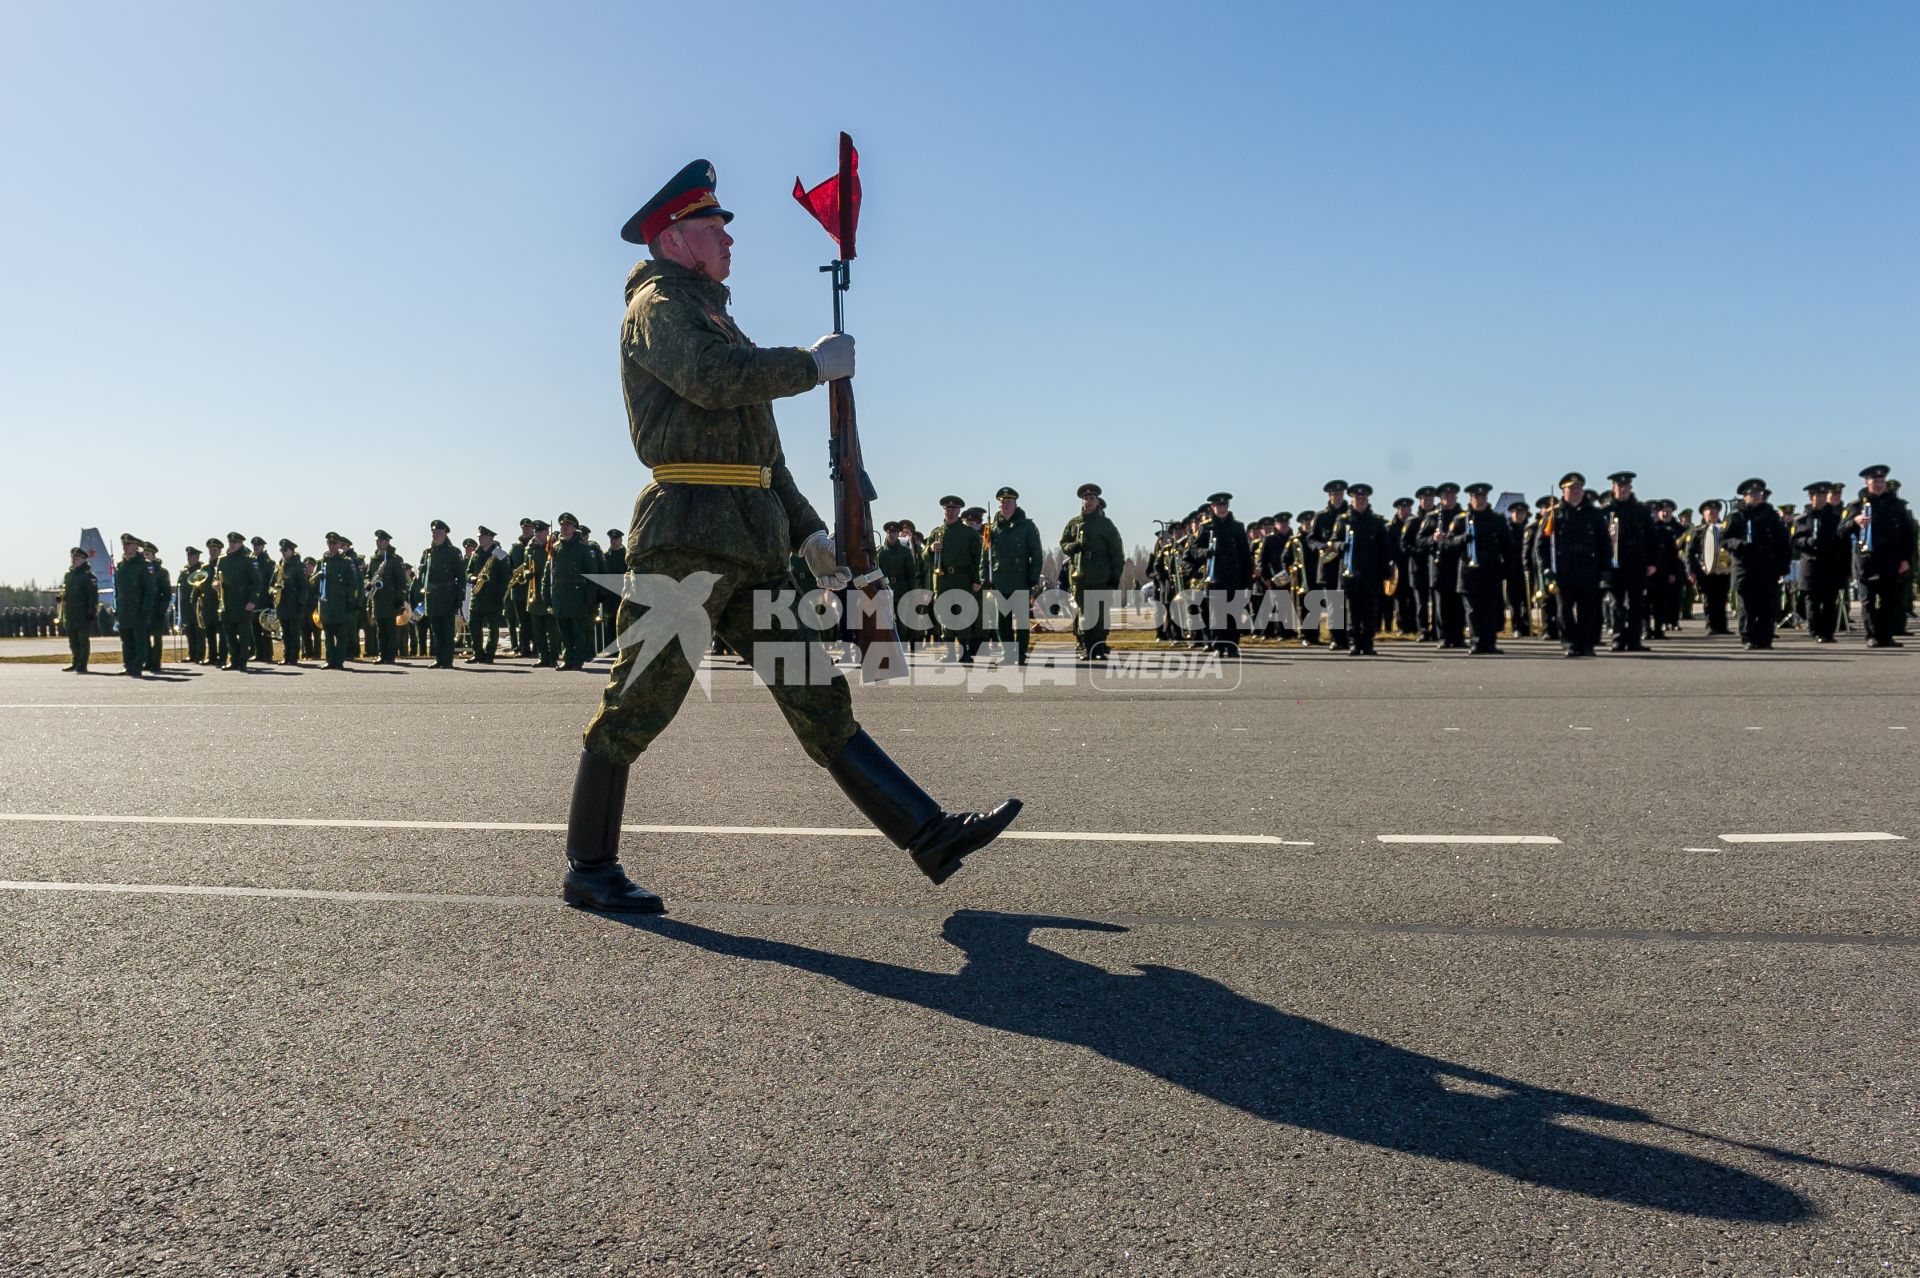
top-left (261, 608), bottom-right (281, 637)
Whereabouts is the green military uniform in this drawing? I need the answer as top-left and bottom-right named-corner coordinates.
top-left (525, 529), bottom-right (555, 666)
top-left (251, 544), bottom-right (276, 662)
top-left (113, 538), bottom-right (152, 676)
top-left (60, 554), bottom-right (97, 672)
top-left (986, 490), bottom-right (1045, 665)
top-left (272, 543), bottom-right (309, 664)
top-left (579, 254), bottom-right (855, 768)
top-left (143, 549), bottom-right (171, 672)
top-left (194, 542), bottom-right (224, 664)
top-left (1062, 484), bottom-right (1125, 658)
top-left (931, 514), bottom-right (985, 662)
top-left (216, 539), bottom-right (260, 669)
top-left (367, 538), bottom-right (404, 662)
top-left (467, 531), bottom-right (510, 662)
top-left (422, 523), bottom-right (464, 668)
top-left (875, 528), bottom-right (921, 648)
top-left (315, 539), bottom-right (359, 668)
top-left (548, 521), bottom-right (597, 670)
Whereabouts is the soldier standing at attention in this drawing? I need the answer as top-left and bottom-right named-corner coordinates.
top-left (466, 526), bottom-right (510, 663)
top-left (1523, 496), bottom-right (1559, 643)
top-left (1539, 473), bottom-right (1607, 657)
top-left (600, 527), bottom-right (627, 653)
top-left (524, 520), bottom-right (556, 667)
top-left (1598, 471), bottom-right (1654, 652)
top-left (112, 534), bottom-right (152, 677)
top-left (1792, 483), bottom-right (1848, 643)
top-left (422, 519), bottom-right (464, 668)
top-left (932, 495), bottom-right (984, 664)
top-left (547, 513), bottom-right (596, 670)
top-left (315, 533), bottom-right (358, 669)
top-left (367, 531), bottom-right (406, 663)
top-left (1425, 483), bottom-right (1468, 649)
top-left (876, 521), bottom-right (919, 650)
top-left (1194, 491), bottom-right (1253, 655)
top-left (273, 539), bottom-right (308, 666)
top-left (1386, 497), bottom-right (1418, 636)
top-left (1447, 484), bottom-right (1509, 654)
top-left (1404, 486), bottom-right (1438, 640)
top-left (1840, 464), bottom-right (1916, 647)
top-left (216, 532), bottom-right (260, 670)
top-left (1062, 482), bottom-right (1125, 661)
top-left (558, 158), bottom-right (1020, 914)
top-left (196, 538), bottom-right (225, 666)
top-left (1645, 500), bottom-right (1684, 638)
top-left (1722, 478), bottom-right (1790, 650)
top-left (248, 537), bottom-right (275, 663)
top-left (508, 517), bottom-right (534, 656)
top-left (1688, 500), bottom-right (1733, 635)
top-left (1503, 501), bottom-right (1532, 637)
top-left (60, 547), bottom-right (97, 673)
top-left (1306, 481), bottom-right (1351, 651)
top-left (1332, 484), bottom-right (1396, 656)
top-left (141, 542), bottom-right (170, 672)
top-left (178, 546), bottom-right (208, 664)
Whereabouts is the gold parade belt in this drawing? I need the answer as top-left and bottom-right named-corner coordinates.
top-left (651, 463), bottom-right (772, 488)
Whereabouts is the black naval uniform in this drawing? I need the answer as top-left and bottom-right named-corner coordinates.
top-left (1336, 507), bottom-right (1398, 654)
top-left (1688, 520), bottom-right (1733, 634)
top-left (1388, 508), bottom-right (1418, 634)
top-left (1194, 512), bottom-right (1254, 653)
top-left (1539, 496), bottom-right (1607, 655)
top-left (1840, 491), bottom-right (1917, 646)
top-left (1404, 504), bottom-right (1439, 640)
top-left (1647, 517), bottom-right (1684, 637)
top-left (1792, 504), bottom-right (1849, 642)
top-left (1602, 496), bottom-right (1654, 651)
top-left (1522, 514), bottom-right (1559, 642)
top-left (1307, 501), bottom-right (1350, 649)
top-left (1503, 514), bottom-right (1531, 637)
top-left (1722, 500), bottom-right (1790, 649)
top-left (1447, 507), bottom-right (1509, 653)
top-left (1426, 502), bottom-right (1467, 647)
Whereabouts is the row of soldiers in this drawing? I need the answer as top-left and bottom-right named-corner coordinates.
top-left (57, 517), bottom-right (638, 676)
top-left (1151, 465), bottom-right (1915, 657)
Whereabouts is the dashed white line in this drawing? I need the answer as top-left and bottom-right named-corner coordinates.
top-left (1718, 832), bottom-right (1906, 845)
top-left (0, 813), bottom-right (1297, 847)
top-left (1376, 835), bottom-right (1562, 846)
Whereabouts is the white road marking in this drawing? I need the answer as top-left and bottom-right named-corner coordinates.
top-left (1718, 832), bottom-right (1906, 844)
top-left (1376, 834), bottom-right (1562, 846)
top-left (0, 812), bottom-right (1296, 847)
top-left (1569, 726), bottom-right (1593, 731)
top-left (1681, 847), bottom-right (1721, 853)
top-left (0, 879), bottom-right (552, 908)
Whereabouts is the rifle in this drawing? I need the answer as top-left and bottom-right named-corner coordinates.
top-left (801, 132), bottom-right (907, 682)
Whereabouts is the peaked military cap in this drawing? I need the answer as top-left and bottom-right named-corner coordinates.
top-left (1435, 482), bottom-right (1460, 495)
top-left (141, 542), bottom-right (157, 553)
top-left (531, 519), bottom-right (549, 530)
top-left (340, 535), bottom-right (354, 545)
top-left (1347, 483), bottom-right (1374, 497)
top-left (1607, 470), bottom-right (1636, 484)
top-left (462, 537), bottom-right (478, 548)
top-left (557, 512), bottom-right (581, 524)
top-left (606, 527), bottom-right (624, 539)
top-left (1697, 499), bottom-right (1722, 512)
top-left (184, 546), bottom-right (199, 556)
top-left (1076, 482), bottom-right (1102, 498)
top-left (374, 529), bottom-right (392, 540)
top-left (1736, 477), bottom-right (1767, 496)
top-left (1392, 497), bottom-right (1414, 509)
top-left (278, 538), bottom-right (296, 550)
top-left (226, 531), bottom-right (244, 541)
top-left (1558, 472), bottom-right (1586, 489)
top-left (882, 520), bottom-right (901, 533)
top-left (939, 495), bottom-right (964, 509)
top-left (1414, 485), bottom-right (1436, 499)
top-left (622, 159), bottom-right (732, 246)
top-left (1802, 482), bottom-right (1828, 494)
top-left (1322, 479), bottom-right (1347, 493)
top-left (1860, 463), bottom-right (1892, 480)
top-left (1507, 500), bottom-right (1528, 512)
top-left (578, 525), bottom-right (592, 535)
top-left (1464, 482), bottom-right (1492, 496)
top-left (519, 516), bottom-right (534, 526)
top-left (1208, 491), bottom-right (1232, 504)
top-left (898, 519), bottom-right (915, 531)
top-left (250, 535), bottom-right (267, 545)
top-left (1535, 495), bottom-right (1554, 509)
top-left (206, 537), bottom-right (223, 548)
top-left (430, 519), bottom-right (451, 532)
top-left (70, 546), bottom-right (87, 557)
top-left (477, 525), bottom-right (496, 538)
top-left (118, 532), bottom-right (139, 543)
top-left (995, 486), bottom-right (1019, 500)
top-left (961, 505), bottom-right (986, 521)
top-left (1271, 511), bottom-right (1292, 522)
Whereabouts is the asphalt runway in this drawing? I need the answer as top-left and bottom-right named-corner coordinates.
top-left (1, 629), bottom-right (1914, 1276)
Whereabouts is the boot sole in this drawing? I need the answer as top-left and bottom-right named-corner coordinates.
top-left (915, 800), bottom-right (1024, 886)
top-left (562, 884), bottom-right (667, 914)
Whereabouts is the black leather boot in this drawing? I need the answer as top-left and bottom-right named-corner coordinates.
top-left (826, 730), bottom-right (1022, 885)
top-left (561, 750), bottom-right (664, 914)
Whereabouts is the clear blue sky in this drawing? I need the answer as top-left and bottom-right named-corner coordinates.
top-left (2, 0), bottom-right (1914, 585)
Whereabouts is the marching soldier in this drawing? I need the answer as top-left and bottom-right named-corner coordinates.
top-left (422, 518), bottom-right (465, 668)
top-left (1503, 501), bottom-right (1532, 637)
top-left (1599, 471), bottom-right (1654, 652)
top-left (558, 158), bottom-right (1019, 914)
top-left (1839, 464), bottom-right (1916, 647)
top-left (1444, 484), bottom-right (1509, 653)
top-left (1193, 491), bottom-right (1253, 655)
top-left (1792, 483), bottom-right (1848, 643)
top-left (216, 532), bottom-right (260, 670)
top-left (1688, 500), bottom-right (1734, 635)
top-left (1424, 483), bottom-right (1467, 648)
top-left (1307, 481), bottom-right (1351, 650)
top-left (114, 534), bottom-right (152, 677)
top-left (986, 487), bottom-right (1044, 666)
top-left (1538, 473), bottom-right (1607, 657)
top-left (273, 539), bottom-right (308, 665)
top-left (1062, 482), bottom-right (1124, 660)
top-left (1333, 484), bottom-right (1397, 655)
top-left (59, 547), bottom-right (97, 673)
top-left (1722, 478), bottom-right (1790, 650)
top-left (315, 533), bottom-right (358, 669)
top-left (548, 513), bottom-right (596, 670)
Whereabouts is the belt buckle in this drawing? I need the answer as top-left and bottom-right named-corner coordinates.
top-left (759, 466), bottom-right (772, 488)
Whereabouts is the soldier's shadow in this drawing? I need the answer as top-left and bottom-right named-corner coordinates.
top-left (623, 909), bottom-right (1915, 1222)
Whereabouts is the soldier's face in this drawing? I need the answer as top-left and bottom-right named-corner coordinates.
top-left (671, 216), bottom-right (733, 282)
top-left (998, 498), bottom-right (1016, 519)
top-left (1211, 502), bottom-right (1229, 518)
top-left (1080, 495), bottom-right (1098, 515)
top-left (1866, 477), bottom-right (1887, 496)
top-left (1351, 494), bottom-right (1370, 512)
top-left (1612, 481), bottom-right (1632, 500)
top-left (1563, 484), bottom-right (1584, 504)
top-left (72, 553), bottom-right (86, 567)
top-left (432, 529), bottom-right (447, 544)
top-left (559, 520), bottom-right (577, 538)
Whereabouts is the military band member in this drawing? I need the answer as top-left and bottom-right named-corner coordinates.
top-left (1306, 481), bottom-right (1350, 650)
top-left (421, 519), bottom-right (464, 668)
top-left (367, 531), bottom-right (405, 663)
top-left (1687, 500), bottom-right (1733, 634)
top-left (141, 542), bottom-right (169, 672)
top-left (1404, 485), bottom-right (1439, 640)
top-left (1646, 500), bottom-right (1684, 638)
top-left (1523, 496), bottom-right (1559, 642)
top-left (1840, 464), bottom-right (1916, 647)
top-left (1423, 483), bottom-right (1467, 648)
top-left (110, 534), bottom-right (151, 677)
top-left (1598, 471), bottom-right (1654, 652)
top-left (546, 513), bottom-right (595, 670)
top-left (177, 546), bottom-right (208, 663)
top-left (1063, 483), bottom-right (1124, 660)
top-left (558, 158), bottom-right (1019, 914)
top-left (273, 539), bottom-right (308, 665)
top-left (599, 527), bottom-right (627, 653)
top-left (1538, 473), bottom-right (1607, 657)
top-left (1192, 491), bottom-right (1252, 655)
top-left (1722, 478), bottom-right (1790, 650)
top-left (980, 487), bottom-right (1042, 666)
top-left (60, 547), bottom-right (97, 673)
top-left (508, 517), bottom-right (534, 655)
top-left (1446, 483), bottom-right (1509, 654)
top-left (196, 537), bottom-right (225, 665)
top-left (314, 533), bottom-right (357, 668)
top-left (1333, 484), bottom-right (1396, 655)
top-left (463, 526), bottom-right (508, 662)
top-left (1256, 512), bottom-right (1297, 640)
top-left (523, 519), bottom-right (555, 666)
top-left (1386, 497), bottom-right (1418, 635)
top-left (246, 536), bottom-right (274, 663)
top-left (1792, 483), bottom-right (1847, 643)
top-left (931, 495), bottom-right (984, 663)
top-left (1503, 501), bottom-right (1532, 637)
top-left (215, 532), bottom-right (259, 670)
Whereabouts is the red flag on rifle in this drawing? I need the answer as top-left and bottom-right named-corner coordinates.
top-left (793, 134), bottom-right (860, 259)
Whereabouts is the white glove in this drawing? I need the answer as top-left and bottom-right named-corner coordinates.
top-left (808, 332), bottom-right (855, 383)
top-left (801, 529), bottom-right (851, 590)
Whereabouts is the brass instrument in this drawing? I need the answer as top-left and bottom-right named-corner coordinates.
top-left (187, 567), bottom-right (211, 589)
top-left (261, 608), bottom-right (281, 638)
top-left (1466, 512), bottom-right (1479, 570)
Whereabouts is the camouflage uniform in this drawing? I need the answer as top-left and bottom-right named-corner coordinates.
top-left (581, 257), bottom-right (856, 767)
